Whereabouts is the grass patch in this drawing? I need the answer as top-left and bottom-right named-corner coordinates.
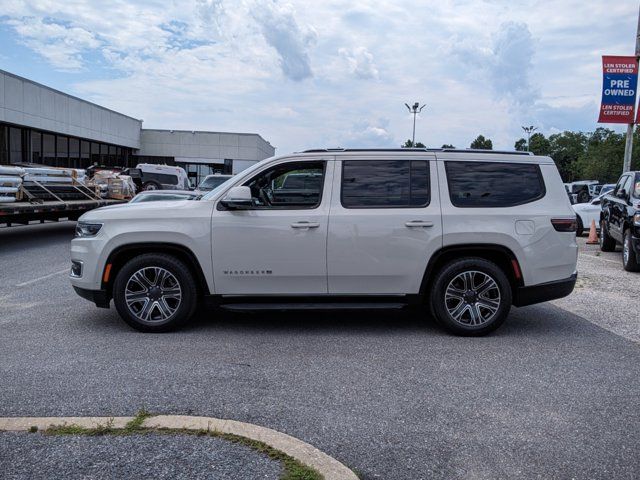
top-left (44, 411), bottom-right (326, 480)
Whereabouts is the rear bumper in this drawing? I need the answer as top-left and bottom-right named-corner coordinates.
top-left (73, 286), bottom-right (111, 309)
top-left (513, 273), bottom-right (577, 307)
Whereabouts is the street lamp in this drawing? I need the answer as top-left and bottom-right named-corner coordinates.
top-left (405, 102), bottom-right (426, 146)
top-left (521, 125), bottom-right (537, 151)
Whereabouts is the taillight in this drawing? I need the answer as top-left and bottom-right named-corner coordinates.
top-left (551, 218), bottom-right (577, 232)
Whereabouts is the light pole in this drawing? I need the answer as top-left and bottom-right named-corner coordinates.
top-left (522, 125), bottom-right (537, 151)
top-left (405, 102), bottom-right (426, 146)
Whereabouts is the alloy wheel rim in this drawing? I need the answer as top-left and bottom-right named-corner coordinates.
top-left (623, 238), bottom-right (629, 265)
top-left (125, 267), bottom-right (182, 323)
top-left (445, 270), bottom-right (501, 326)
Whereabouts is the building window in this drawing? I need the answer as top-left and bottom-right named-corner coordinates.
top-left (81, 140), bottom-right (90, 167)
top-left (56, 135), bottom-right (68, 167)
top-left (0, 125), bottom-right (7, 164)
top-left (9, 127), bottom-right (23, 164)
top-left (69, 137), bottom-right (80, 168)
top-left (91, 142), bottom-right (100, 164)
top-left (43, 134), bottom-right (55, 165)
top-left (31, 131), bottom-right (42, 163)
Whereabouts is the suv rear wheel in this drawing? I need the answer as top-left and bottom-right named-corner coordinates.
top-left (430, 258), bottom-right (512, 336)
top-left (113, 253), bottom-right (197, 332)
top-left (623, 230), bottom-right (640, 272)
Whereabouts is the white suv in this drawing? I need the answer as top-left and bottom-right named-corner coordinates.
top-left (70, 148), bottom-right (578, 336)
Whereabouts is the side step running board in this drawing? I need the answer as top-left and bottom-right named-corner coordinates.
top-left (220, 302), bottom-right (406, 311)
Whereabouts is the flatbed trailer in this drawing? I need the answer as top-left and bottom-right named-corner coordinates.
top-left (0, 198), bottom-right (126, 227)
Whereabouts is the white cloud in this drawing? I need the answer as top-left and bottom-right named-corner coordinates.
top-left (339, 47), bottom-right (378, 79)
top-left (0, 0), bottom-right (636, 152)
top-left (251, 0), bottom-right (316, 81)
top-left (341, 118), bottom-right (395, 148)
top-left (6, 17), bottom-right (100, 70)
top-left (451, 21), bottom-right (537, 107)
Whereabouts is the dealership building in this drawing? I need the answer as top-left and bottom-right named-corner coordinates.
top-left (0, 69), bottom-right (275, 185)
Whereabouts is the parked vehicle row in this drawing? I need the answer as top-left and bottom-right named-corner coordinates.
top-left (70, 148), bottom-right (578, 336)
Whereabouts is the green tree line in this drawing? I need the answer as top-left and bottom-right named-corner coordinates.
top-left (512, 128), bottom-right (640, 183)
top-left (403, 130), bottom-right (640, 183)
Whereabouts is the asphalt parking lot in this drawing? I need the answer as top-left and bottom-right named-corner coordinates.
top-left (1, 222), bottom-right (639, 479)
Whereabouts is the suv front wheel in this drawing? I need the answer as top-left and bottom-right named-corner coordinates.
top-left (430, 258), bottom-right (512, 336)
top-left (113, 253), bottom-right (198, 332)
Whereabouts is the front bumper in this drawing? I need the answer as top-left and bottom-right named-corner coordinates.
top-left (73, 286), bottom-right (111, 309)
top-left (513, 273), bottom-right (577, 307)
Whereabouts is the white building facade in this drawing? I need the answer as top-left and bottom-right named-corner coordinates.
top-left (0, 69), bottom-right (275, 184)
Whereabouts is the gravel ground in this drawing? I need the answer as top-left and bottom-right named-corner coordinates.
top-left (553, 236), bottom-right (640, 343)
top-left (0, 432), bottom-right (281, 480)
top-left (1, 222), bottom-right (639, 480)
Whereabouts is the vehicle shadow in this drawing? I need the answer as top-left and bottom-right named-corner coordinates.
top-left (175, 303), bottom-right (574, 338)
top-left (0, 222), bottom-right (75, 253)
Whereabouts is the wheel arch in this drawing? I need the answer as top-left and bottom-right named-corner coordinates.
top-left (419, 244), bottom-right (523, 299)
top-left (102, 242), bottom-right (210, 296)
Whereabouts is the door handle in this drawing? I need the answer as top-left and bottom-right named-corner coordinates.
top-left (291, 221), bottom-right (320, 229)
top-left (405, 220), bottom-right (434, 228)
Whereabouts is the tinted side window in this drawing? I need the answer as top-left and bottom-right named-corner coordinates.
top-left (143, 172), bottom-right (178, 185)
top-left (621, 175), bottom-right (633, 198)
top-left (445, 161), bottom-right (545, 208)
top-left (341, 160), bottom-right (430, 208)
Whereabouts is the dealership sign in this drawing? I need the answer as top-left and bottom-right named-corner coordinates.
top-left (598, 55), bottom-right (638, 123)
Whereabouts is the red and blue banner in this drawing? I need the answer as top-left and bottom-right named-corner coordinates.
top-left (598, 55), bottom-right (638, 124)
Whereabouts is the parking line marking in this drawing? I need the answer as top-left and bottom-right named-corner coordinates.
top-left (581, 254), bottom-right (620, 265)
top-left (15, 268), bottom-right (69, 287)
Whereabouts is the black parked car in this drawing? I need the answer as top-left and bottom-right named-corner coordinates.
top-left (600, 171), bottom-right (640, 271)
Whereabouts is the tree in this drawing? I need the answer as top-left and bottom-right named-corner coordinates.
top-left (548, 131), bottom-right (588, 182)
top-left (470, 135), bottom-right (492, 150)
top-left (514, 138), bottom-right (527, 151)
top-left (402, 139), bottom-right (425, 148)
top-left (575, 128), bottom-right (625, 183)
top-left (441, 144), bottom-right (455, 148)
top-left (528, 133), bottom-right (551, 156)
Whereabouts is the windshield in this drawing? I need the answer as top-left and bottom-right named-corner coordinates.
top-left (199, 176), bottom-right (230, 190)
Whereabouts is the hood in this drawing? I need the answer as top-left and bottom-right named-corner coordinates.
top-left (79, 199), bottom-right (212, 222)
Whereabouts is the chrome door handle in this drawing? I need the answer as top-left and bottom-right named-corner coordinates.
top-left (291, 221), bottom-right (320, 229)
top-left (405, 220), bottom-right (434, 228)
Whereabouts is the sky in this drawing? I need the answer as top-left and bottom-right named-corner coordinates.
top-left (0, 0), bottom-right (637, 154)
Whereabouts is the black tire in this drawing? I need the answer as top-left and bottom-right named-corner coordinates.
top-left (143, 180), bottom-right (162, 191)
top-left (113, 253), bottom-right (198, 332)
top-left (430, 258), bottom-right (512, 336)
top-left (599, 220), bottom-right (616, 252)
top-left (623, 230), bottom-right (640, 272)
top-left (575, 216), bottom-right (584, 237)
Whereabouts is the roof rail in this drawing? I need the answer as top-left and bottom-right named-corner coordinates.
top-left (441, 148), bottom-right (533, 156)
top-left (299, 147), bottom-right (533, 155)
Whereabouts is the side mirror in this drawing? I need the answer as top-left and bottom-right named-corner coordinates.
top-left (592, 199), bottom-right (601, 205)
top-left (617, 188), bottom-right (627, 199)
top-left (220, 186), bottom-right (253, 210)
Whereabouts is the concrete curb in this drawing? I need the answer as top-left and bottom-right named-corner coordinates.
top-left (0, 415), bottom-right (358, 480)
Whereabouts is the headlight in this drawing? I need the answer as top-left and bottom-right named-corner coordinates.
top-left (634, 213), bottom-right (640, 227)
top-left (75, 222), bottom-right (103, 237)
